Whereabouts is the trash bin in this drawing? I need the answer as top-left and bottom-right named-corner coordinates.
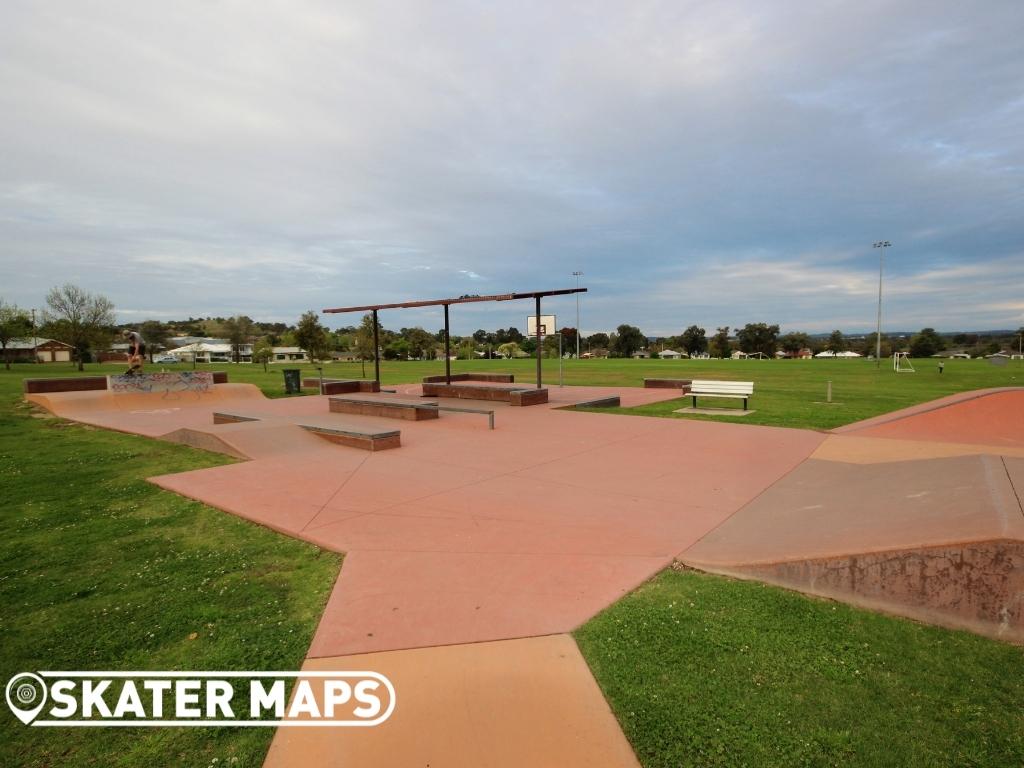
top-left (283, 368), bottom-right (301, 395)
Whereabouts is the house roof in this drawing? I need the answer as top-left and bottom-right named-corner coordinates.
top-left (5, 337), bottom-right (73, 350)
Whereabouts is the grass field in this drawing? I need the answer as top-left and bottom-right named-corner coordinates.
top-left (0, 370), bottom-right (341, 767)
top-left (576, 568), bottom-right (1024, 768)
top-left (2, 359), bottom-right (1023, 766)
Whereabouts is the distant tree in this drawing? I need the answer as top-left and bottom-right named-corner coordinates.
top-left (224, 315), bottom-right (256, 363)
top-left (736, 323), bottom-right (780, 357)
top-left (779, 331), bottom-right (811, 357)
top-left (680, 325), bottom-right (708, 356)
top-left (44, 284), bottom-right (116, 371)
top-left (252, 338), bottom-right (273, 372)
top-left (560, 327), bottom-right (579, 356)
top-left (139, 320), bottom-right (171, 362)
top-left (826, 329), bottom-right (846, 353)
top-left (384, 338), bottom-right (410, 360)
top-left (295, 310), bottom-right (331, 364)
top-left (859, 332), bottom-right (894, 359)
top-left (403, 327), bottom-right (434, 360)
top-left (0, 300), bottom-right (32, 370)
top-left (520, 337), bottom-right (537, 355)
top-left (354, 314), bottom-right (376, 377)
top-left (505, 327), bottom-right (524, 343)
top-left (611, 324), bottom-right (645, 357)
top-left (909, 327), bottom-right (944, 358)
top-left (497, 341), bottom-right (521, 358)
top-left (472, 329), bottom-right (490, 344)
top-left (709, 327), bottom-right (732, 359)
top-left (586, 332), bottom-right (609, 350)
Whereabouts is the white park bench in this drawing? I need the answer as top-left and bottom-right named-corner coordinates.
top-left (689, 379), bottom-right (754, 410)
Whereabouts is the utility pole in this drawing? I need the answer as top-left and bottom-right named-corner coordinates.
top-left (31, 308), bottom-right (37, 363)
top-left (873, 241), bottom-right (891, 368)
top-left (572, 270), bottom-right (583, 359)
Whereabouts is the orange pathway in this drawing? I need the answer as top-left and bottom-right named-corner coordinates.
top-left (27, 382), bottom-right (1024, 766)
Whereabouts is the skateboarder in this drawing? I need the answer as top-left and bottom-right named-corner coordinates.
top-left (123, 330), bottom-right (146, 374)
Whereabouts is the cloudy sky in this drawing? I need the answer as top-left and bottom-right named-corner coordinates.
top-left (1, 1), bottom-right (1022, 335)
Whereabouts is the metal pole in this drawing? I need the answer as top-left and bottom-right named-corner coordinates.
top-left (372, 309), bottom-right (380, 384)
top-left (31, 309), bottom-right (37, 363)
top-left (444, 304), bottom-right (451, 384)
top-left (573, 270), bottom-right (583, 359)
top-left (559, 331), bottom-right (563, 387)
top-left (873, 241), bottom-right (890, 368)
top-left (535, 296), bottom-right (542, 389)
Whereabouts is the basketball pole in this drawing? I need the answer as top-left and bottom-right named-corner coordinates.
top-left (535, 295), bottom-right (542, 389)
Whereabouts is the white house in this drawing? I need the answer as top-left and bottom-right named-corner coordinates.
top-left (659, 349), bottom-right (684, 359)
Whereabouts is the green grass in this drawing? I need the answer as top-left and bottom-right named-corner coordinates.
top-left (576, 568), bottom-right (1024, 768)
top-left (0, 371), bottom-right (342, 766)
top-left (8, 355), bottom-right (1021, 431)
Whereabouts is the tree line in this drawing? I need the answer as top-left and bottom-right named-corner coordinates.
top-left (1, 284), bottom-right (1021, 371)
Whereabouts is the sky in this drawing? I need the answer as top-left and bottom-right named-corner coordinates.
top-left (1, 1), bottom-right (1022, 336)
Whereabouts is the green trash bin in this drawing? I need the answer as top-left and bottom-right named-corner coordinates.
top-left (283, 368), bottom-right (301, 395)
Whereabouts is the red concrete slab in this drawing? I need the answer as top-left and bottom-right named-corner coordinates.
top-left (264, 636), bottom-right (641, 768)
top-left (836, 388), bottom-right (1024, 449)
top-left (682, 454), bottom-right (1024, 568)
top-left (308, 551), bottom-right (669, 656)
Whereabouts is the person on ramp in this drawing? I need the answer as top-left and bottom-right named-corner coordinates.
top-left (123, 330), bottom-right (146, 375)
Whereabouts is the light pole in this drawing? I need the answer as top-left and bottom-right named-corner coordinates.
top-left (572, 271), bottom-right (583, 358)
top-left (31, 308), bottom-right (37, 363)
top-left (873, 241), bottom-right (891, 368)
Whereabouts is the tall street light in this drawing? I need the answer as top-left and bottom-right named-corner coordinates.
top-left (873, 241), bottom-right (891, 368)
top-left (572, 271), bottom-right (583, 358)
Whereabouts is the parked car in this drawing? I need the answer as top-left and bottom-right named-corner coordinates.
top-left (153, 354), bottom-right (177, 364)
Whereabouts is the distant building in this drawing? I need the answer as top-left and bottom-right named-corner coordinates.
top-left (631, 350), bottom-right (650, 359)
top-left (2, 338), bottom-right (74, 363)
top-left (658, 349), bottom-right (684, 359)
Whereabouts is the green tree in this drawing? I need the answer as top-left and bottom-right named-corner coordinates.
top-left (0, 300), bottom-right (32, 370)
top-left (709, 327), bottom-right (732, 359)
top-left (139, 320), bottom-right (171, 362)
top-left (496, 341), bottom-right (521, 358)
top-left (680, 325), bottom-right (708, 356)
top-left (586, 332), bottom-right (609, 350)
top-left (860, 332), bottom-right (894, 359)
top-left (294, 311), bottom-right (331, 364)
top-left (826, 329), bottom-right (846, 353)
top-left (252, 338), bottom-right (273, 372)
top-left (224, 315), bottom-right (256, 363)
top-left (779, 331), bottom-right (811, 357)
top-left (611, 324), bottom-right (645, 357)
top-left (909, 327), bottom-right (945, 358)
top-left (354, 314), bottom-right (376, 377)
top-left (44, 284), bottom-right (116, 371)
top-left (736, 323), bottom-right (780, 357)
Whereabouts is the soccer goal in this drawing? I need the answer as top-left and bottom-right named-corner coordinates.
top-left (893, 351), bottom-right (915, 373)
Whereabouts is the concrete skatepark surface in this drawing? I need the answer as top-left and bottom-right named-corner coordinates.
top-left (26, 380), bottom-right (1024, 766)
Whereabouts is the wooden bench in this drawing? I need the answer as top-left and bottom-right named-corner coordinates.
top-left (421, 382), bottom-right (548, 406)
top-left (329, 396), bottom-right (440, 421)
top-left (643, 378), bottom-right (692, 391)
top-left (689, 380), bottom-right (754, 410)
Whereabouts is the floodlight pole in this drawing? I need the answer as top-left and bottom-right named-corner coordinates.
top-left (372, 309), bottom-right (380, 384)
top-left (535, 295), bottom-right (543, 389)
top-left (573, 270), bottom-right (583, 359)
top-left (873, 241), bottom-right (891, 368)
top-left (443, 303), bottom-right (451, 384)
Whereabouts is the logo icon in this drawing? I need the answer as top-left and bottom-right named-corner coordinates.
top-left (6, 673), bottom-right (48, 725)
